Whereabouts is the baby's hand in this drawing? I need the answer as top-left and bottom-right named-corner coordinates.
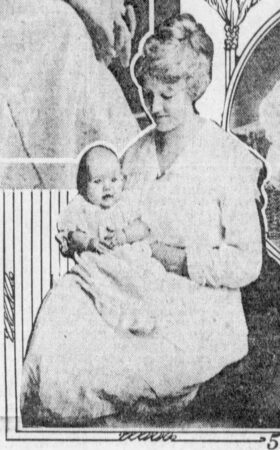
top-left (98, 225), bottom-right (115, 250)
top-left (110, 229), bottom-right (127, 247)
top-left (87, 237), bottom-right (113, 254)
top-left (68, 230), bottom-right (112, 255)
top-left (68, 230), bottom-right (88, 253)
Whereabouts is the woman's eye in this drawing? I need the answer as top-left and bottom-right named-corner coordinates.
top-left (162, 93), bottom-right (173, 100)
top-left (93, 179), bottom-right (101, 184)
top-left (112, 177), bottom-right (117, 183)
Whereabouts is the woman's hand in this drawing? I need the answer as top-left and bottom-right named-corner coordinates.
top-left (150, 241), bottom-right (188, 276)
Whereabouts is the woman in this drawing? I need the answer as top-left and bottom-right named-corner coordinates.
top-left (0, 0), bottom-right (139, 188)
top-left (21, 13), bottom-right (263, 427)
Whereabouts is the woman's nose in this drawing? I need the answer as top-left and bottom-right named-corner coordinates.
top-left (152, 94), bottom-right (163, 115)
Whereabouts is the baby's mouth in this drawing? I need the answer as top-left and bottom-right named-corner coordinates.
top-left (102, 194), bottom-right (114, 201)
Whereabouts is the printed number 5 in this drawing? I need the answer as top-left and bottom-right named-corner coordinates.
top-left (268, 434), bottom-right (280, 450)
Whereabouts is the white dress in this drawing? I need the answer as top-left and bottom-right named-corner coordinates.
top-left (56, 194), bottom-right (168, 335)
top-left (21, 119), bottom-right (263, 425)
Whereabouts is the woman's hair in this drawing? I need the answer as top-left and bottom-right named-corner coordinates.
top-left (259, 81), bottom-right (280, 144)
top-left (77, 144), bottom-right (118, 197)
top-left (134, 13), bottom-right (214, 102)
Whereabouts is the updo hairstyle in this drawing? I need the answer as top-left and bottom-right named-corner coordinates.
top-left (134, 13), bottom-right (214, 102)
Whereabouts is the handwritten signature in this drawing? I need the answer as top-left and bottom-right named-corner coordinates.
top-left (119, 432), bottom-right (177, 442)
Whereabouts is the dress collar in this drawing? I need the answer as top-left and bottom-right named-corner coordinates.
top-left (151, 117), bottom-right (208, 180)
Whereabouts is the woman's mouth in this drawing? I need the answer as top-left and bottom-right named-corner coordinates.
top-left (154, 115), bottom-right (168, 121)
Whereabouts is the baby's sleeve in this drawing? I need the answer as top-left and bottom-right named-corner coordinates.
top-left (56, 195), bottom-right (88, 256)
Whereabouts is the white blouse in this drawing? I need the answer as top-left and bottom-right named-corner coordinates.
top-left (122, 119), bottom-right (263, 290)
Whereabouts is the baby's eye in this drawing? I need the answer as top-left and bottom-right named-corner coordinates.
top-left (111, 177), bottom-right (118, 183)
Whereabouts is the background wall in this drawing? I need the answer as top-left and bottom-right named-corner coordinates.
top-left (230, 21), bottom-right (280, 131)
top-left (180, 0), bottom-right (280, 125)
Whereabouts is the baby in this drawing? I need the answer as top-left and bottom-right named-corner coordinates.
top-left (57, 144), bottom-right (166, 335)
top-left (58, 144), bottom-right (149, 255)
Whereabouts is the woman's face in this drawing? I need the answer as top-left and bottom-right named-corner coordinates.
top-left (142, 77), bottom-right (192, 133)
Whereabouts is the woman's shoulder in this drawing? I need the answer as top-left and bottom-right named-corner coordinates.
top-left (204, 119), bottom-right (264, 180)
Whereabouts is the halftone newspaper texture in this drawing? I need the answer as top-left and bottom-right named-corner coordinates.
top-left (1, 0), bottom-right (280, 448)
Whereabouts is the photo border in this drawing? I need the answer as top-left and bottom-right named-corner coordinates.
top-left (2, 1), bottom-right (280, 447)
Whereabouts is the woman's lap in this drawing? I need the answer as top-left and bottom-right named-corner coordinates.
top-left (21, 269), bottom-right (248, 423)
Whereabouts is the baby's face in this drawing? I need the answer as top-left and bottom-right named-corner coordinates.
top-left (86, 151), bottom-right (123, 209)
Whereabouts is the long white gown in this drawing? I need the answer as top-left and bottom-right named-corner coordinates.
top-left (21, 119), bottom-right (263, 426)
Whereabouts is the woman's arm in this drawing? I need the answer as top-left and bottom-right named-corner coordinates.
top-left (150, 164), bottom-right (263, 289)
top-left (187, 204), bottom-right (262, 289)
top-left (151, 197), bottom-right (262, 288)
top-left (185, 170), bottom-right (263, 289)
top-left (150, 242), bottom-right (187, 276)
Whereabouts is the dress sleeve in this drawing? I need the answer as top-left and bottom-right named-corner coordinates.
top-left (186, 146), bottom-right (264, 289)
top-left (56, 195), bottom-right (88, 256)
